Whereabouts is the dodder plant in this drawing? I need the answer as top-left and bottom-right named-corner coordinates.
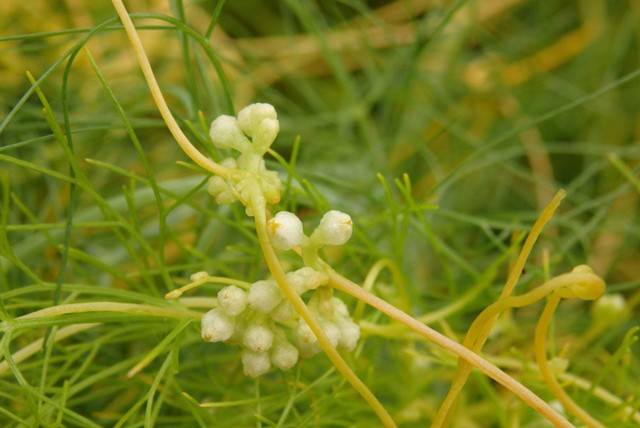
top-left (105, 1), bottom-right (602, 426)
top-left (3, 1), bottom-right (625, 427)
top-left (107, 1), bottom-right (619, 426)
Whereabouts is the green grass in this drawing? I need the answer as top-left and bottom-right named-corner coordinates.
top-left (1, 0), bottom-right (639, 426)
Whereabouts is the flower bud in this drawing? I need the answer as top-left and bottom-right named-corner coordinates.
top-left (201, 308), bottom-right (234, 342)
top-left (321, 321), bottom-right (341, 348)
top-left (592, 293), bottom-right (627, 322)
top-left (217, 285), bottom-right (247, 316)
top-left (286, 267), bottom-right (328, 294)
top-left (271, 301), bottom-right (295, 323)
top-left (297, 341), bottom-right (321, 358)
top-left (270, 340), bottom-right (299, 370)
top-left (268, 211), bottom-right (304, 250)
top-left (312, 210), bottom-right (353, 246)
top-left (237, 103), bottom-right (277, 138)
top-left (337, 318), bottom-right (360, 352)
top-left (248, 280), bottom-right (282, 313)
top-left (207, 176), bottom-right (226, 195)
top-left (241, 350), bottom-right (271, 378)
top-left (209, 115), bottom-right (250, 151)
top-left (253, 118), bottom-right (279, 152)
top-left (332, 297), bottom-right (349, 318)
top-left (243, 323), bottom-right (274, 352)
top-left (296, 319), bottom-right (317, 345)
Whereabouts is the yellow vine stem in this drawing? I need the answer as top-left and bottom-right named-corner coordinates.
top-left (250, 195), bottom-right (396, 428)
top-left (432, 189), bottom-right (566, 427)
top-left (8, 301), bottom-right (201, 321)
top-left (110, 0), bottom-right (232, 179)
top-left (535, 294), bottom-right (606, 428)
top-left (328, 272), bottom-right (572, 428)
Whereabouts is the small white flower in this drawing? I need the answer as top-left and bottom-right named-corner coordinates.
top-left (268, 211), bottom-right (304, 250)
top-left (241, 350), bottom-right (271, 378)
top-left (248, 280), bottom-right (282, 313)
top-left (209, 115), bottom-right (250, 151)
top-left (286, 267), bottom-right (328, 294)
top-left (201, 308), bottom-right (234, 342)
top-left (243, 323), bottom-right (274, 352)
top-left (270, 301), bottom-right (295, 323)
top-left (237, 103), bottom-right (277, 138)
top-left (337, 319), bottom-right (360, 352)
top-left (312, 210), bottom-right (353, 246)
top-left (217, 285), bottom-right (247, 316)
top-left (296, 319), bottom-right (317, 345)
top-left (270, 340), bottom-right (299, 370)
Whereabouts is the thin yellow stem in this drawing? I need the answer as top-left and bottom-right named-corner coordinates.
top-left (11, 302), bottom-right (200, 322)
top-left (354, 258), bottom-right (409, 320)
top-left (432, 189), bottom-right (566, 427)
top-left (250, 196), bottom-right (396, 428)
top-left (328, 271), bottom-right (572, 428)
top-left (534, 294), bottom-right (605, 428)
top-left (110, 0), bottom-right (232, 178)
top-left (165, 276), bottom-right (251, 299)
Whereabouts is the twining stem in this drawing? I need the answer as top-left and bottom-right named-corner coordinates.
top-left (534, 294), bottom-right (605, 428)
top-left (328, 271), bottom-right (572, 428)
top-left (432, 189), bottom-right (566, 427)
top-left (250, 195), bottom-right (396, 428)
top-left (165, 275), bottom-right (251, 299)
top-left (110, 0), bottom-right (232, 178)
top-left (9, 302), bottom-right (200, 322)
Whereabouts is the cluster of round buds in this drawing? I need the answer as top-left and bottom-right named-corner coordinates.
top-left (267, 209), bottom-right (353, 251)
top-left (206, 103), bottom-right (283, 212)
top-left (295, 295), bottom-right (361, 358)
top-left (200, 267), bottom-right (360, 378)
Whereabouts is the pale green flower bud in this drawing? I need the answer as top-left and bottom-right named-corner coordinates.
top-left (296, 319), bottom-right (317, 345)
top-left (209, 115), bottom-right (250, 151)
top-left (253, 118), bottom-right (279, 152)
top-left (337, 318), bottom-right (360, 352)
top-left (241, 350), bottom-right (271, 378)
top-left (243, 323), bottom-right (274, 352)
top-left (268, 211), bottom-right (304, 250)
top-left (217, 285), bottom-right (247, 316)
top-left (286, 267), bottom-right (329, 294)
top-left (312, 210), bottom-right (353, 246)
top-left (237, 103), bottom-right (277, 138)
top-left (271, 301), bottom-right (295, 323)
top-left (270, 339), bottom-right (299, 370)
top-left (248, 280), bottom-right (282, 313)
top-left (332, 297), bottom-right (349, 318)
top-left (592, 293), bottom-right (627, 322)
top-left (321, 320), bottom-right (340, 348)
top-left (201, 308), bottom-right (234, 342)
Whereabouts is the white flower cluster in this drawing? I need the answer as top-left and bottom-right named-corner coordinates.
top-left (268, 209), bottom-right (353, 250)
top-left (201, 267), bottom-right (361, 377)
top-left (207, 103), bottom-right (283, 210)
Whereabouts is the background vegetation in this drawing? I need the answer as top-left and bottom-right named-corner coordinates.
top-left (0, 0), bottom-right (639, 426)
